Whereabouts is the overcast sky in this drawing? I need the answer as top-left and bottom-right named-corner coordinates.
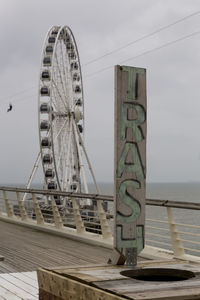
top-left (0, 0), bottom-right (200, 185)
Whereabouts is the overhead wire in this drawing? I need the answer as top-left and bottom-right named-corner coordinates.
top-left (0, 92), bottom-right (36, 111)
top-left (0, 86), bottom-right (36, 103)
top-left (83, 10), bottom-right (200, 66)
top-left (3, 9), bottom-right (200, 103)
top-left (2, 27), bottom-right (200, 103)
top-left (85, 29), bottom-right (200, 78)
top-left (12, 94), bottom-right (36, 103)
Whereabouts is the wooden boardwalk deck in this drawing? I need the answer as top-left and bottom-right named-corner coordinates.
top-left (0, 220), bottom-right (112, 273)
top-left (0, 220), bottom-right (113, 299)
top-left (0, 271), bottom-right (38, 299)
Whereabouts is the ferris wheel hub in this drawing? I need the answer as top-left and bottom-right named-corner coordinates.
top-left (74, 106), bottom-right (82, 123)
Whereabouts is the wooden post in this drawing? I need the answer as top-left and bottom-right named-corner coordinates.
top-left (3, 190), bottom-right (14, 218)
top-left (114, 65), bottom-right (146, 266)
top-left (32, 193), bottom-right (45, 225)
top-left (16, 191), bottom-right (28, 221)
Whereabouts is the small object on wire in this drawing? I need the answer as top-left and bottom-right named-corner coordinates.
top-left (7, 103), bottom-right (13, 112)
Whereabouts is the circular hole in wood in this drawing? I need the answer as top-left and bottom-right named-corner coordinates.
top-left (120, 268), bottom-right (195, 282)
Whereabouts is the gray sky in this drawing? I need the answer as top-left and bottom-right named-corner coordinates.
top-left (0, 0), bottom-right (200, 184)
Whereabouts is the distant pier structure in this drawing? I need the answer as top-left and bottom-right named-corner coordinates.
top-left (114, 65), bottom-right (146, 266)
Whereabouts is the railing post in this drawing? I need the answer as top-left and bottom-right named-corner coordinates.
top-left (50, 195), bottom-right (63, 229)
top-left (45, 195), bottom-right (49, 205)
top-left (167, 207), bottom-right (185, 257)
top-left (16, 192), bottom-right (28, 221)
top-left (72, 198), bottom-right (85, 234)
top-left (3, 190), bottom-right (14, 218)
top-left (97, 200), bottom-right (112, 239)
top-left (32, 193), bottom-right (44, 225)
top-left (0, 192), bottom-right (2, 216)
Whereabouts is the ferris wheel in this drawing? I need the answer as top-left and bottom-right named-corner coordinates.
top-left (26, 25), bottom-right (99, 200)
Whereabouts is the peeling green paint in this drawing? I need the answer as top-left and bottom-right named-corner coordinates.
top-left (117, 180), bottom-right (141, 224)
top-left (116, 225), bottom-right (143, 253)
top-left (115, 66), bottom-right (146, 263)
top-left (122, 66), bottom-right (145, 100)
top-left (120, 103), bottom-right (145, 142)
top-left (117, 143), bottom-right (144, 181)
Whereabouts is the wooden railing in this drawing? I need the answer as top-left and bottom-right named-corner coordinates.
top-left (0, 186), bottom-right (200, 260)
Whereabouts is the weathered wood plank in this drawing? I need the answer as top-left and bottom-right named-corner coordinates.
top-left (0, 273), bottom-right (38, 295)
top-left (114, 65), bottom-right (146, 266)
top-left (0, 275), bottom-right (36, 299)
top-left (0, 262), bottom-right (18, 273)
top-left (22, 271), bottom-right (38, 282)
top-left (39, 289), bottom-right (62, 300)
top-left (126, 288), bottom-right (200, 300)
top-left (0, 220), bottom-right (112, 273)
top-left (0, 285), bottom-right (22, 300)
top-left (52, 260), bottom-right (188, 283)
top-left (7, 272), bottom-right (38, 289)
top-left (37, 268), bottom-right (125, 300)
top-left (38, 264), bottom-right (200, 300)
top-left (95, 278), bottom-right (200, 295)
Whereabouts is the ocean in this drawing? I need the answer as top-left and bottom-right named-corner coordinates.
top-left (88, 181), bottom-right (200, 202)
top-left (4, 181), bottom-right (200, 201)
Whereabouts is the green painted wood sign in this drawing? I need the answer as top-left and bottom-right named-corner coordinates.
top-left (114, 65), bottom-right (146, 266)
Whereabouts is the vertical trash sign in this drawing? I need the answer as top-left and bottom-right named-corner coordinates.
top-left (114, 65), bottom-right (146, 266)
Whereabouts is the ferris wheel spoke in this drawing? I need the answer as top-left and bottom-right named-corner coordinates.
top-left (50, 119), bottom-right (58, 137)
top-left (56, 124), bottom-right (69, 171)
top-left (58, 125), bottom-right (68, 169)
top-left (62, 120), bottom-right (75, 190)
top-left (55, 50), bottom-right (66, 90)
top-left (51, 93), bottom-right (59, 111)
top-left (64, 127), bottom-right (74, 190)
top-left (59, 40), bottom-right (68, 77)
top-left (62, 127), bottom-right (72, 178)
top-left (56, 131), bottom-right (65, 186)
top-left (52, 70), bottom-right (66, 105)
top-left (54, 119), bottom-right (68, 141)
top-left (54, 51), bottom-right (68, 103)
top-left (52, 79), bottom-right (68, 110)
top-left (59, 40), bottom-right (73, 110)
